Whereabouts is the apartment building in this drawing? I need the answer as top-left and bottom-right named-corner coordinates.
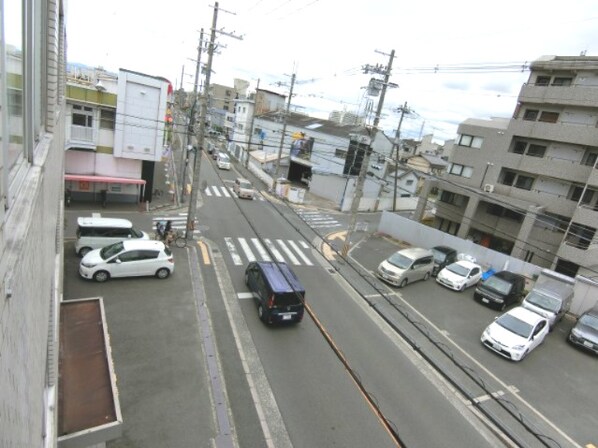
top-left (1, 0), bottom-right (67, 445)
top-left (65, 66), bottom-right (172, 204)
top-left (433, 55), bottom-right (598, 277)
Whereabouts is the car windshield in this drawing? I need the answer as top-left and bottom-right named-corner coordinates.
top-left (483, 276), bottom-right (512, 295)
top-left (525, 290), bottom-right (560, 313)
top-left (239, 180), bottom-right (252, 189)
top-left (386, 252), bottom-right (412, 269)
top-left (446, 263), bottom-right (469, 277)
top-left (579, 314), bottom-right (598, 330)
top-left (432, 248), bottom-right (448, 263)
top-left (219, 154), bottom-right (229, 161)
top-left (100, 241), bottom-right (124, 259)
top-left (496, 313), bottom-right (533, 338)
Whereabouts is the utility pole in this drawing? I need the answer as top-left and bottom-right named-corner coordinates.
top-left (185, 1), bottom-right (242, 238)
top-left (275, 72), bottom-right (296, 179)
top-left (392, 102), bottom-right (412, 212)
top-left (245, 78), bottom-right (260, 169)
top-left (181, 29), bottom-right (205, 204)
top-left (342, 49), bottom-right (395, 257)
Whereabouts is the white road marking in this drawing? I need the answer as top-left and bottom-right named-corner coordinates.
top-left (287, 240), bottom-right (313, 266)
top-left (277, 239), bottom-right (300, 265)
top-left (224, 237), bottom-right (243, 265)
top-left (264, 239), bottom-right (285, 262)
top-left (238, 238), bottom-right (256, 262)
top-left (251, 238), bottom-right (272, 261)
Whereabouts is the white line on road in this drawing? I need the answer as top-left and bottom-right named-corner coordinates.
top-left (224, 237), bottom-right (243, 265)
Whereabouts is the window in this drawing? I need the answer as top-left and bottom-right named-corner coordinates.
top-left (569, 185), bottom-right (594, 204)
top-left (536, 76), bottom-right (550, 86)
top-left (501, 170), bottom-right (516, 186)
top-left (515, 175), bottom-right (534, 190)
top-left (458, 134), bottom-right (483, 148)
top-left (439, 191), bottom-right (467, 207)
top-left (526, 144), bottom-right (546, 158)
top-left (513, 141), bottom-right (527, 154)
top-left (552, 77), bottom-right (572, 86)
top-left (100, 110), bottom-right (115, 129)
top-left (539, 111), bottom-right (559, 123)
top-left (448, 163), bottom-right (473, 178)
top-left (406, 179), bottom-right (414, 185)
top-left (523, 109), bottom-right (539, 121)
top-left (581, 150), bottom-right (598, 167)
top-left (72, 105), bottom-right (93, 127)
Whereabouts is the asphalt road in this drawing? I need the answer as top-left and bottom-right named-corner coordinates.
top-left (62, 150), bottom-right (597, 448)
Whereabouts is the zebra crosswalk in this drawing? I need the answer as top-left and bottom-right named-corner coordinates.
top-left (203, 185), bottom-right (265, 201)
top-left (152, 214), bottom-right (201, 236)
top-left (224, 237), bottom-right (314, 266)
top-left (294, 210), bottom-right (342, 229)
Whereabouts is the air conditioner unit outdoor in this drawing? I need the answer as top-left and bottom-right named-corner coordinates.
top-left (483, 183), bottom-right (494, 193)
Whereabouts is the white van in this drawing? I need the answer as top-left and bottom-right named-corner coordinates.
top-left (376, 247), bottom-right (434, 288)
top-left (216, 152), bottom-right (231, 170)
top-left (75, 217), bottom-right (149, 257)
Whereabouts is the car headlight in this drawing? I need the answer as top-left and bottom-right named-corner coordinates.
top-left (81, 262), bottom-right (96, 268)
top-left (512, 344), bottom-right (526, 350)
top-left (570, 328), bottom-right (581, 338)
top-left (482, 329), bottom-right (490, 339)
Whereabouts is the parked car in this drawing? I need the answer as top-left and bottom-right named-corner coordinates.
top-left (216, 152), bottom-right (231, 170)
top-left (474, 270), bottom-right (526, 310)
top-left (481, 306), bottom-right (549, 361)
top-left (245, 261), bottom-right (305, 324)
top-left (567, 306), bottom-right (598, 355)
top-left (521, 278), bottom-right (574, 330)
top-left (431, 245), bottom-right (458, 276)
top-left (436, 260), bottom-right (482, 291)
top-left (75, 216), bottom-right (149, 257)
top-left (79, 240), bottom-right (174, 282)
top-left (376, 247), bottom-right (434, 288)
top-left (233, 177), bottom-right (255, 199)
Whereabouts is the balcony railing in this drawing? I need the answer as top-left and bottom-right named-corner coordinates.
top-left (70, 125), bottom-right (95, 142)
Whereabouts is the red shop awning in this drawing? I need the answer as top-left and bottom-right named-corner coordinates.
top-left (64, 174), bottom-right (146, 185)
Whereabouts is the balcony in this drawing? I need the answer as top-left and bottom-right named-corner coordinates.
top-left (570, 203), bottom-right (598, 228)
top-left (508, 120), bottom-right (598, 147)
top-left (66, 125), bottom-right (98, 150)
top-left (502, 152), bottom-right (591, 182)
top-left (492, 183), bottom-right (577, 217)
top-left (556, 240), bottom-right (598, 269)
top-left (518, 83), bottom-right (598, 107)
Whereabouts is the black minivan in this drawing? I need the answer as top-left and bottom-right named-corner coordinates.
top-left (245, 261), bottom-right (305, 324)
top-left (473, 270), bottom-right (526, 310)
top-left (431, 245), bottom-right (458, 276)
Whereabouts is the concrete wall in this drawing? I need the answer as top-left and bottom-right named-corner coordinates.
top-left (378, 211), bottom-right (542, 278)
top-left (0, 2), bottom-right (66, 444)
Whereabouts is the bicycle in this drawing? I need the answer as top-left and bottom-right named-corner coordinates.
top-left (166, 229), bottom-right (190, 248)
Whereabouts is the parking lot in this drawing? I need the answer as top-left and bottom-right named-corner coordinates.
top-left (350, 234), bottom-right (598, 447)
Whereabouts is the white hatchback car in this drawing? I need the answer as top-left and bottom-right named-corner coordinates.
top-left (79, 240), bottom-right (174, 282)
top-left (481, 306), bottom-right (549, 361)
top-left (436, 260), bottom-right (482, 291)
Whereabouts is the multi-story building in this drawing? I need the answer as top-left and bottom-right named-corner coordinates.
top-left (328, 109), bottom-right (365, 126)
top-left (432, 55), bottom-right (598, 277)
top-left (65, 65), bottom-right (172, 204)
top-left (1, 0), bottom-right (67, 445)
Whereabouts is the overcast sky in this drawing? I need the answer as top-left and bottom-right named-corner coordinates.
top-left (66, 0), bottom-right (598, 143)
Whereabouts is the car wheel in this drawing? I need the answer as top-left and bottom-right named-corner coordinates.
top-left (156, 268), bottom-right (170, 279)
top-left (399, 279), bottom-right (408, 288)
top-left (258, 304), bottom-right (267, 322)
top-left (93, 270), bottom-right (109, 283)
top-left (423, 272), bottom-right (431, 281)
top-left (78, 247), bottom-right (92, 257)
